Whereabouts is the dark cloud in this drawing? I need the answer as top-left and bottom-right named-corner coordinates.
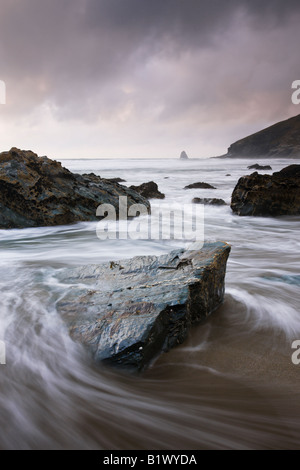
top-left (1, 0), bottom-right (300, 156)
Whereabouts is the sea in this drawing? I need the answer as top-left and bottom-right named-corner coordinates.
top-left (0, 157), bottom-right (299, 449)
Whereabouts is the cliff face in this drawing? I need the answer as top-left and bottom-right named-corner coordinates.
top-left (225, 114), bottom-right (300, 159)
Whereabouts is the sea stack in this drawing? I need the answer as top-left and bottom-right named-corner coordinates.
top-left (180, 151), bottom-right (189, 160)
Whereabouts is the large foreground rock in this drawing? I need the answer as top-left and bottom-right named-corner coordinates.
top-left (57, 241), bottom-right (231, 372)
top-left (0, 148), bottom-right (150, 229)
top-left (231, 165), bottom-right (300, 216)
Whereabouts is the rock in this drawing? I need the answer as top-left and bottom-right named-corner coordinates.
top-left (180, 151), bottom-right (189, 160)
top-left (57, 241), bottom-right (231, 372)
top-left (129, 181), bottom-right (165, 199)
top-left (226, 174), bottom-right (231, 176)
top-left (247, 164), bottom-right (272, 170)
top-left (221, 114), bottom-right (300, 159)
top-left (0, 148), bottom-right (150, 229)
top-left (105, 177), bottom-right (126, 184)
top-left (192, 198), bottom-right (226, 206)
top-left (231, 164), bottom-right (300, 216)
top-left (184, 182), bottom-right (216, 189)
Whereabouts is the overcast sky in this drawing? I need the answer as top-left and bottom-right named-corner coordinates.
top-left (0, 0), bottom-right (300, 158)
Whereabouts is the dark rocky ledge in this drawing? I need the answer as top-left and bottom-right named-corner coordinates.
top-left (0, 148), bottom-right (150, 229)
top-left (231, 164), bottom-right (300, 216)
top-left (57, 241), bottom-right (231, 373)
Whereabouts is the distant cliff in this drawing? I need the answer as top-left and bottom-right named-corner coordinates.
top-left (222, 114), bottom-right (300, 159)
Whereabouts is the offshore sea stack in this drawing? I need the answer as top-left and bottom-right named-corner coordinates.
top-left (180, 151), bottom-right (189, 160)
top-left (0, 148), bottom-right (150, 229)
top-left (231, 165), bottom-right (300, 216)
top-left (57, 242), bottom-right (231, 372)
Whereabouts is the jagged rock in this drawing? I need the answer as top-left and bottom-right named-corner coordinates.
top-left (222, 114), bottom-right (300, 159)
top-left (180, 151), bottom-right (189, 160)
top-left (231, 165), bottom-right (300, 216)
top-left (184, 182), bottom-right (216, 189)
top-left (192, 198), bottom-right (226, 206)
top-left (0, 148), bottom-right (150, 229)
top-left (57, 242), bottom-right (231, 372)
top-left (247, 164), bottom-right (272, 170)
top-left (129, 181), bottom-right (165, 199)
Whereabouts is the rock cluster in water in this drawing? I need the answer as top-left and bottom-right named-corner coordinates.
top-left (0, 148), bottom-right (150, 229)
top-left (247, 164), bottom-right (272, 170)
top-left (129, 181), bottom-right (165, 199)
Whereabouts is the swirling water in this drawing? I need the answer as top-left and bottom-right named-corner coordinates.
top-left (0, 157), bottom-right (300, 449)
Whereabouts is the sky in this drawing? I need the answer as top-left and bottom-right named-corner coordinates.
top-left (0, 0), bottom-right (300, 159)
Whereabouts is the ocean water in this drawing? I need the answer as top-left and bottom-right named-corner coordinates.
top-left (0, 157), bottom-right (300, 449)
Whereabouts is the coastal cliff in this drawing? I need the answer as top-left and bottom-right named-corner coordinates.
top-left (222, 114), bottom-right (300, 159)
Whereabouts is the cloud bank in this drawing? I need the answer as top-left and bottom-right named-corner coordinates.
top-left (0, 0), bottom-right (300, 157)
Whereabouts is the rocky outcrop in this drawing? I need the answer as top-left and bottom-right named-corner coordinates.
top-left (192, 197), bottom-right (226, 206)
top-left (180, 151), bottom-right (189, 160)
top-left (129, 181), bottom-right (165, 199)
top-left (231, 165), bottom-right (300, 216)
top-left (57, 242), bottom-right (231, 372)
top-left (184, 182), bottom-right (216, 189)
top-left (223, 114), bottom-right (300, 159)
top-left (0, 148), bottom-right (150, 229)
top-left (248, 164), bottom-right (272, 170)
